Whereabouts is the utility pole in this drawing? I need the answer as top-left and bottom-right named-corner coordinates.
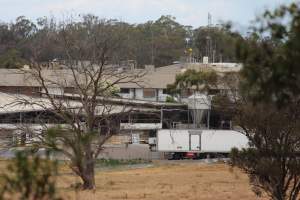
top-left (151, 24), bottom-right (154, 65)
top-left (207, 13), bottom-right (212, 63)
top-left (208, 13), bottom-right (212, 27)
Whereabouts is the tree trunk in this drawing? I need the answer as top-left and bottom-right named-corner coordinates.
top-left (81, 158), bottom-right (95, 190)
top-left (81, 142), bottom-right (96, 190)
top-left (70, 147), bottom-right (96, 190)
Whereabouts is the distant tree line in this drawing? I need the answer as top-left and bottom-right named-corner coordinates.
top-left (0, 15), bottom-right (243, 68)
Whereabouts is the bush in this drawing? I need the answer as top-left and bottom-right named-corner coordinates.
top-left (166, 96), bottom-right (177, 103)
top-left (95, 158), bottom-right (150, 168)
top-left (0, 150), bottom-right (61, 200)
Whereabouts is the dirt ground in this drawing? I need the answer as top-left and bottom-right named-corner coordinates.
top-left (57, 161), bottom-right (266, 200)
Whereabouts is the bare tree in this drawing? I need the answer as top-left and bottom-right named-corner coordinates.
top-left (14, 15), bottom-right (145, 190)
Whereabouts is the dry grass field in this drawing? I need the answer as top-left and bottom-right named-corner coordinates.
top-left (55, 161), bottom-right (266, 200)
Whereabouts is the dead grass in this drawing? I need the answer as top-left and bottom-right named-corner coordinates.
top-left (56, 162), bottom-right (266, 200)
top-left (0, 159), bottom-right (265, 199)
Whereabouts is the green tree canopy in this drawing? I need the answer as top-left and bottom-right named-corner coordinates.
top-left (0, 48), bottom-right (27, 68)
top-left (230, 3), bottom-right (300, 200)
top-left (167, 69), bottom-right (218, 95)
top-left (237, 2), bottom-right (300, 105)
top-left (194, 24), bottom-right (243, 62)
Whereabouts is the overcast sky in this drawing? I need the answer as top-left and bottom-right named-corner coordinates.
top-left (0, 0), bottom-right (296, 29)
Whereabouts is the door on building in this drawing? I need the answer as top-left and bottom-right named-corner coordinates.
top-left (131, 133), bottom-right (140, 144)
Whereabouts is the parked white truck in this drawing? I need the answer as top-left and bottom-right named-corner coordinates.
top-left (151, 129), bottom-right (249, 159)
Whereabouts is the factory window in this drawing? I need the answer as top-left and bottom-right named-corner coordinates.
top-left (143, 89), bottom-right (156, 98)
top-left (120, 88), bottom-right (130, 94)
top-left (208, 89), bottom-right (220, 95)
top-left (220, 89), bottom-right (227, 95)
top-left (16, 87), bottom-right (21, 94)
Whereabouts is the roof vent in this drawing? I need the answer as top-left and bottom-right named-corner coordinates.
top-left (23, 65), bottom-right (30, 70)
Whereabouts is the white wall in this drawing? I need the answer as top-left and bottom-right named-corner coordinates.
top-left (118, 88), bottom-right (135, 99)
top-left (42, 87), bottom-right (64, 96)
top-left (120, 123), bottom-right (162, 130)
top-left (134, 88), bottom-right (144, 100)
top-left (118, 88), bottom-right (174, 102)
top-left (158, 89), bottom-right (167, 101)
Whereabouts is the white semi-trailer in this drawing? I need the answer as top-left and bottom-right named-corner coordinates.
top-left (154, 129), bottom-right (249, 159)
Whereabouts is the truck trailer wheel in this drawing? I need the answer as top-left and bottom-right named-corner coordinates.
top-left (172, 152), bottom-right (184, 160)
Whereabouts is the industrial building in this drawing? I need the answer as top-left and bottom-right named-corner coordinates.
top-left (0, 62), bottom-right (241, 159)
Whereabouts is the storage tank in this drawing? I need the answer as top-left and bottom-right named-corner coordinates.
top-left (187, 93), bottom-right (211, 128)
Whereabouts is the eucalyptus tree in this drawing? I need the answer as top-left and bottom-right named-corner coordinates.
top-left (231, 3), bottom-right (300, 200)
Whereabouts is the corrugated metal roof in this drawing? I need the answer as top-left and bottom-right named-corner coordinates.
top-left (0, 92), bottom-right (76, 113)
top-left (0, 92), bottom-right (159, 115)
